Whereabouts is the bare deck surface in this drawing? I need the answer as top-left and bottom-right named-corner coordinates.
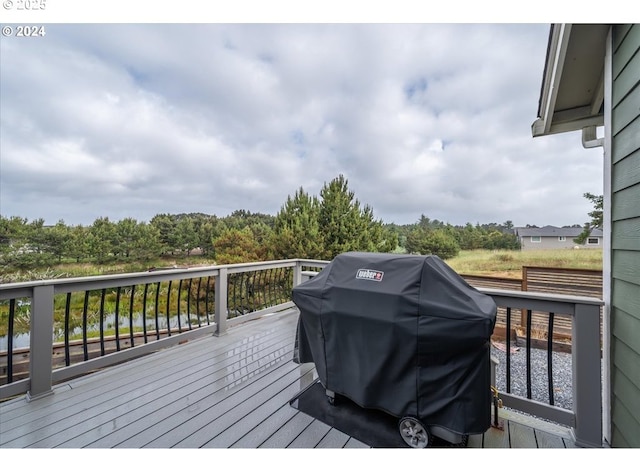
top-left (0, 307), bottom-right (575, 448)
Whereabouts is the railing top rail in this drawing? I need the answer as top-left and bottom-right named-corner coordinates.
top-left (522, 266), bottom-right (603, 274)
top-left (462, 273), bottom-right (523, 282)
top-left (479, 287), bottom-right (604, 307)
top-left (297, 259), bottom-right (331, 266)
top-left (0, 267), bottom-right (219, 293)
top-left (0, 259), bottom-right (321, 297)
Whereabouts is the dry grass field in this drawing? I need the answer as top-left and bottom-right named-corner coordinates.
top-left (2, 250), bottom-right (603, 283)
top-left (446, 248), bottom-right (603, 279)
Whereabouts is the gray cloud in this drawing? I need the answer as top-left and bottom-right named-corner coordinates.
top-left (0, 24), bottom-right (603, 226)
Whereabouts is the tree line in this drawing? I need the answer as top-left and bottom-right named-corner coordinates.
top-left (0, 175), bottom-right (520, 272)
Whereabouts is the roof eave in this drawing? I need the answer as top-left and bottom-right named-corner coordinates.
top-left (532, 24), bottom-right (607, 138)
top-left (532, 24), bottom-right (571, 137)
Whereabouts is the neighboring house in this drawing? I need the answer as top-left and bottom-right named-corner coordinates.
top-left (514, 225), bottom-right (603, 250)
top-left (532, 24), bottom-right (640, 447)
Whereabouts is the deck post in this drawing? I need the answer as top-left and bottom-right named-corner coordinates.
top-left (572, 302), bottom-right (603, 447)
top-left (27, 285), bottom-right (55, 401)
top-left (214, 268), bottom-right (228, 336)
top-left (293, 261), bottom-right (303, 287)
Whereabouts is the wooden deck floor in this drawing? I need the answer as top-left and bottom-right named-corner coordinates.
top-left (0, 307), bottom-right (576, 448)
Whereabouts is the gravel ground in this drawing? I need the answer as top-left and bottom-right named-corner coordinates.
top-left (490, 343), bottom-right (574, 410)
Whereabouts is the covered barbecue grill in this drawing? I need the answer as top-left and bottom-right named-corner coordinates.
top-left (292, 252), bottom-right (497, 447)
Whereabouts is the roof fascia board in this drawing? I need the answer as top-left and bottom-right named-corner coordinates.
top-left (549, 115), bottom-right (604, 135)
top-left (533, 24), bottom-right (572, 137)
top-left (591, 69), bottom-right (605, 116)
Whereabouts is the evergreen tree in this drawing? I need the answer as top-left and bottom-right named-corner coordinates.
top-left (574, 192), bottom-right (603, 244)
top-left (317, 174), bottom-right (371, 259)
top-left (67, 225), bottom-right (90, 262)
top-left (45, 220), bottom-right (71, 262)
top-left (133, 222), bottom-right (163, 260)
top-left (0, 216), bottom-right (28, 264)
top-left (149, 214), bottom-right (178, 255)
top-left (88, 217), bottom-right (116, 264)
top-left (114, 218), bottom-right (141, 259)
top-left (270, 187), bottom-right (322, 259)
top-left (197, 218), bottom-right (227, 257)
top-left (214, 227), bottom-right (261, 264)
top-left (406, 227), bottom-right (460, 259)
top-left (174, 217), bottom-right (199, 256)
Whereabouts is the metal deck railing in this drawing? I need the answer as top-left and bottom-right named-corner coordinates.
top-left (0, 258), bottom-right (603, 447)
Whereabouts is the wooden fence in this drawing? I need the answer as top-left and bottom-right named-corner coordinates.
top-left (462, 266), bottom-right (603, 347)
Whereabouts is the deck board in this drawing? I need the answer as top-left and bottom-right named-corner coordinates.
top-left (483, 426), bottom-right (510, 448)
top-left (0, 307), bottom-right (577, 449)
top-left (1, 317), bottom-right (293, 445)
top-left (119, 357), bottom-right (303, 447)
top-left (9, 331), bottom-right (296, 447)
top-left (467, 433), bottom-right (484, 447)
top-left (230, 402), bottom-right (300, 447)
top-left (259, 410), bottom-right (315, 447)
top-left (508, 421), bottom-right (538, 448)
top-left (194, 365), bottom-right (316, 448)
top-left (316, 428), bottom-right (352, 448)
top-left (534, 428), bottom-right (566, 448)
top-left (343, 436), bottom-right (370, 447)
top-left (287, 419), bottom-right (332, 448)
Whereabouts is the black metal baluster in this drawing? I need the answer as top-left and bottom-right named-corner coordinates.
top-left (242, 271), bottom-right (249, 312)
top-left (506, 307), bottom-right (511, 394)
top-left (115, 287), bottom-right (121, 351)
top-left (186, 278), bottom-right (193, 330)
top-left (273, 268), bottom-right (282, 305)
top-left (526, 309), bottom-right (532, 399)
top-left (231, 273), bottom-right (238, 317)
top-left (142, 283), bottom-right (149, 344)
top-left (196, 277), bottom-right (202, 328)
top-left (154, 282), bottom-right (161, 340)
top-left (82, 291), bottom-right (89, 361)
top-left (285, 267), bottom-right (292, 303)
top-left (282, 267), bottom-right (289, 303)
top-left (287, 267), bottom-right (293, 297)
top-left (280, 268), bottom-right (286, 303)
top-left (240, 272), bottom-right (247, 314)
top-left (267, 269), bottom-right (274, 308)
top-left (274, 268), bottom-right (281, 306)
top-left (64, 293), bottom-right (71, 366)
top-left (129, 286), bottom-right (135, 347)
top-left (259, 269), bottom-right (266, 309)
top-left (548, 312), bottom-right (555, 406)
top-left (7, 298), bottom-right (15, 383)
top-left (166, 281), bottom-right (172, 337)
top-left (249, 271), bottom-right (257, 311)
top-left (99, 289), bottom-right (106, 356)
top-left (177, 279), bottom-right (183, 332)
top-left (204, 276), bottom-right (212, 325)
top-left (271, 268), bottom-right (278, 306)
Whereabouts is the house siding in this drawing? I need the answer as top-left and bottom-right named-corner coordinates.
top-left (610, 24), bottom-right (640, 448)
top-left (519, 236), bottom-right (601, 250)
top-left (515, 226), bottom-right (603, 250)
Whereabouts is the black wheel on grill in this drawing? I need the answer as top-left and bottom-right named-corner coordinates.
top-left (399, 417), bottom-right (431, 448)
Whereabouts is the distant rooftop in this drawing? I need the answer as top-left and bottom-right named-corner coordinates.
top-left (514, 225), bottom-right (603, 238)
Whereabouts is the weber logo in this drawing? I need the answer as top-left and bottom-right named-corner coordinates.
top-left (356, 269), bottom-right (384, 282)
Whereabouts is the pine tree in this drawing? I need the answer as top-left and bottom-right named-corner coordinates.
top-left (270, 187), bottom-right (322, 259)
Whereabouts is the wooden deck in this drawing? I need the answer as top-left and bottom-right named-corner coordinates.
top-left (0, 308), bottom-right (577, 448)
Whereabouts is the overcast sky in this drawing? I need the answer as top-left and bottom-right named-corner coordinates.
top-left (0, 19), bottom-right (607, 227)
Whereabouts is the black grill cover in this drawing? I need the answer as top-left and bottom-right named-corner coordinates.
top-left (292, 252), bottom-right (497, 435)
